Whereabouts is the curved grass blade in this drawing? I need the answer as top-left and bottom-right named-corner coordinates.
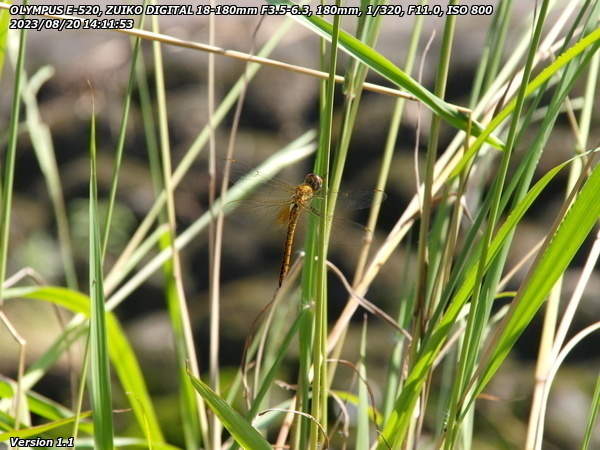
top-left (187, 372), bottom-right (272, 450)
top-left (450, 26), bottom-right (600, 178)
top-left (0, 379), bottom-right (94, 435)
top-left (377, 154), bottom-right (592, 448)
top-left (582, 372), bottom-right (600, 450)
top-left (472, 161), bottom-right (600, 399)
top-left (0, 411), bottom-right (91, 441)
top-left (266, 0), bottom-right (503, 149)
top-left (3, 285), bottom-right (164, 445)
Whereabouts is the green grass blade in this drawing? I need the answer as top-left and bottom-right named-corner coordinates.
top-left (266, 0), bottom-right (503, 149)
top-left (3, 285), bottom-right (164, 444)
top-left (356, 319), bottom-right (370, 448)
top-left (229, 308), bottom-right (308, 450)
top-left (451, 26), bottom-right (600, 178)
top-left (21, 66), bottom-right (78, 289)
top-left (473, 161), bottom-right (600, 398)
top-left (0, 411), bottom-right (91, 441)
top-left (101, 6), bottom-right (147, 259)
top-left (0, 1), bottom-right (9, 80)
top-left (248, 308), bottom-right (307, 420)
top-left (74, 437), bottom-right (182, 449)
top-left (331, 390), bottom-right (382, 425)
top-left (88, 111), bottom-right (115, 449)
top-left (187, 373), bottom-right (272, 450)
top-left (0, 8), bottom-right (26, 306)
top-left (0, 380), bottom-right (94, 435)
top-left (581, 372), bottom-right (600, 450)
top-left (377, 154), bottom-right (589, 448)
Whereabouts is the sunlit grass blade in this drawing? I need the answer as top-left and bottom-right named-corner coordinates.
top-left (74, 437), bottom-right (182, 449)
top-left (0, 380), bottom-right (94, 435)
top-left (0, 411), bottom-right (91, 441)
top-left (472, 161), bottom-right (600, 400)
top-left (450, 26), bottom-right (600, 178)
top-left (20, 66), bottom-right (78, 289)
top-left (266, 0), bottom-right (503, 149)
top-left (88, 110), bottom-right (115, 449)
top-left (0, 5), bottom-right (26, 306)
top-left (101, 5), bottom-right (147, 259)
top-left (331, 390), bottom-right (382, 425)
top-left (3, 285), bottom-right (164, 444)
top-left (356, 318), bottom-right (370, 448)
top-left (229, 307), bottom-right (308, 450)
top-left (581, 372), bottom-right (600, 450)
top-left (187, 372), bottom-right (272, 450)
top-left (377, 153), bottom-right (591, 448)
top-left (0, 1), bottom-right (9, 80)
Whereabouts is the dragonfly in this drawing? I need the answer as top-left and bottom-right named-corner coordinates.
top-left (227, 162), bottom-right (382, 288)
top-left (276, 172), bottom-right (323, 287)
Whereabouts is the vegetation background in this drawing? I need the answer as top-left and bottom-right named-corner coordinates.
top-left (0, 0), bottom-right (598, 449)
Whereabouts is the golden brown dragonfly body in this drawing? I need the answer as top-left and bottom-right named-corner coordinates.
top-left (277, 173), bottom-right (323, 287)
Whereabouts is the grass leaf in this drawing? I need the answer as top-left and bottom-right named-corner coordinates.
top-left (187, 372), bottom-right (272, 450)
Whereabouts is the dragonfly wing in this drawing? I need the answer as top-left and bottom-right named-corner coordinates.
top-left (324, 188), bottom-right (387, 211)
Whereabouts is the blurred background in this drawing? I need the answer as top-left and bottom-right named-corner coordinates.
top-left (0, 1), bottom-right (598, 448)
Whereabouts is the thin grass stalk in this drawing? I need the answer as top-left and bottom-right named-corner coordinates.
top-left (413, 0), bottom-right (457, 344)
top-left (133, 36), bottom-right (199, 447)
top-left (88, 106), bottom-right (115, 450)
top-left (100, 7), bottom-right (147, 260)
top-left (526, 43), bottom-right (600, 450)
top-left (581, 371), bottom-right (600, 450)
top-left (151, 10), bottom-right (208, 448)
top-left (0, 7), bottom-right (8, 78)
top-left (71, 332), bottom-right (90, 440)
top-left (356, 316), bottom-right (369, 448)
top-left (431, 124), bottom-right (474, 438)
top-left (408, 7), bottom-right (459, 445)
top-left (106, 19), bottom-right (294, 288)
top-left (294, 11), bottom-right (336, 447)
top-left (19, 66), bottom-right (78, 290)
top-left (206, 1), bottom-right (220, 447)
top-left (208, 16), bottom-right (264, 447)
top-left (325, 0), bottom-right (386, 385)
top-left (0, 16), bottom-right (27, 308)
top-left (444, 1), bottom-right (551, 445)
top-left (343, 0), bottom-right (428, 425)
top-left (0, 21), bottom-right (27, 438)
top-left (308, 5), bottom-right (341, 447)
top-left (0, 312), bottom-right (25, 431)
top-left (470, 0), bottom-right (513, 107)
top-left (532, 321), bottom-right (600, 449)
top-left (534, 226), bottom-right (600, 449)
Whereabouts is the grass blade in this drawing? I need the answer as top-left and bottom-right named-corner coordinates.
top-left (3, 285), bottom-right (164, 444)
top-left (473, 161), bottom-right (600, 398)
top-left (0, 411), bottom-right (91, 441)
top-left (581, 372), bottom-right (600, 450)
top-left (0, 0), bottom-right (9, 80)
top-left (266, 0), bottom-right (503, 149)
top-left (377, 154), bottom-right (590, 448)
top-left (88, 109), bottom-right (115, 449)
top-left (0, 5), bottom-right (26, 306)
top-left (187, 372), bottom-right (272, 450)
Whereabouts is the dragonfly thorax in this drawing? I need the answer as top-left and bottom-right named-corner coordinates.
top-left (293, 183), bottom-right (317, 207)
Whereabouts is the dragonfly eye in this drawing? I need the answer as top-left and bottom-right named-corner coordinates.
top-left (304, 173), bottom-right (323, 192)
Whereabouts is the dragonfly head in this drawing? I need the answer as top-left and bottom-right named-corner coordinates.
top-left (304, 173), bottom-right (323, 193)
